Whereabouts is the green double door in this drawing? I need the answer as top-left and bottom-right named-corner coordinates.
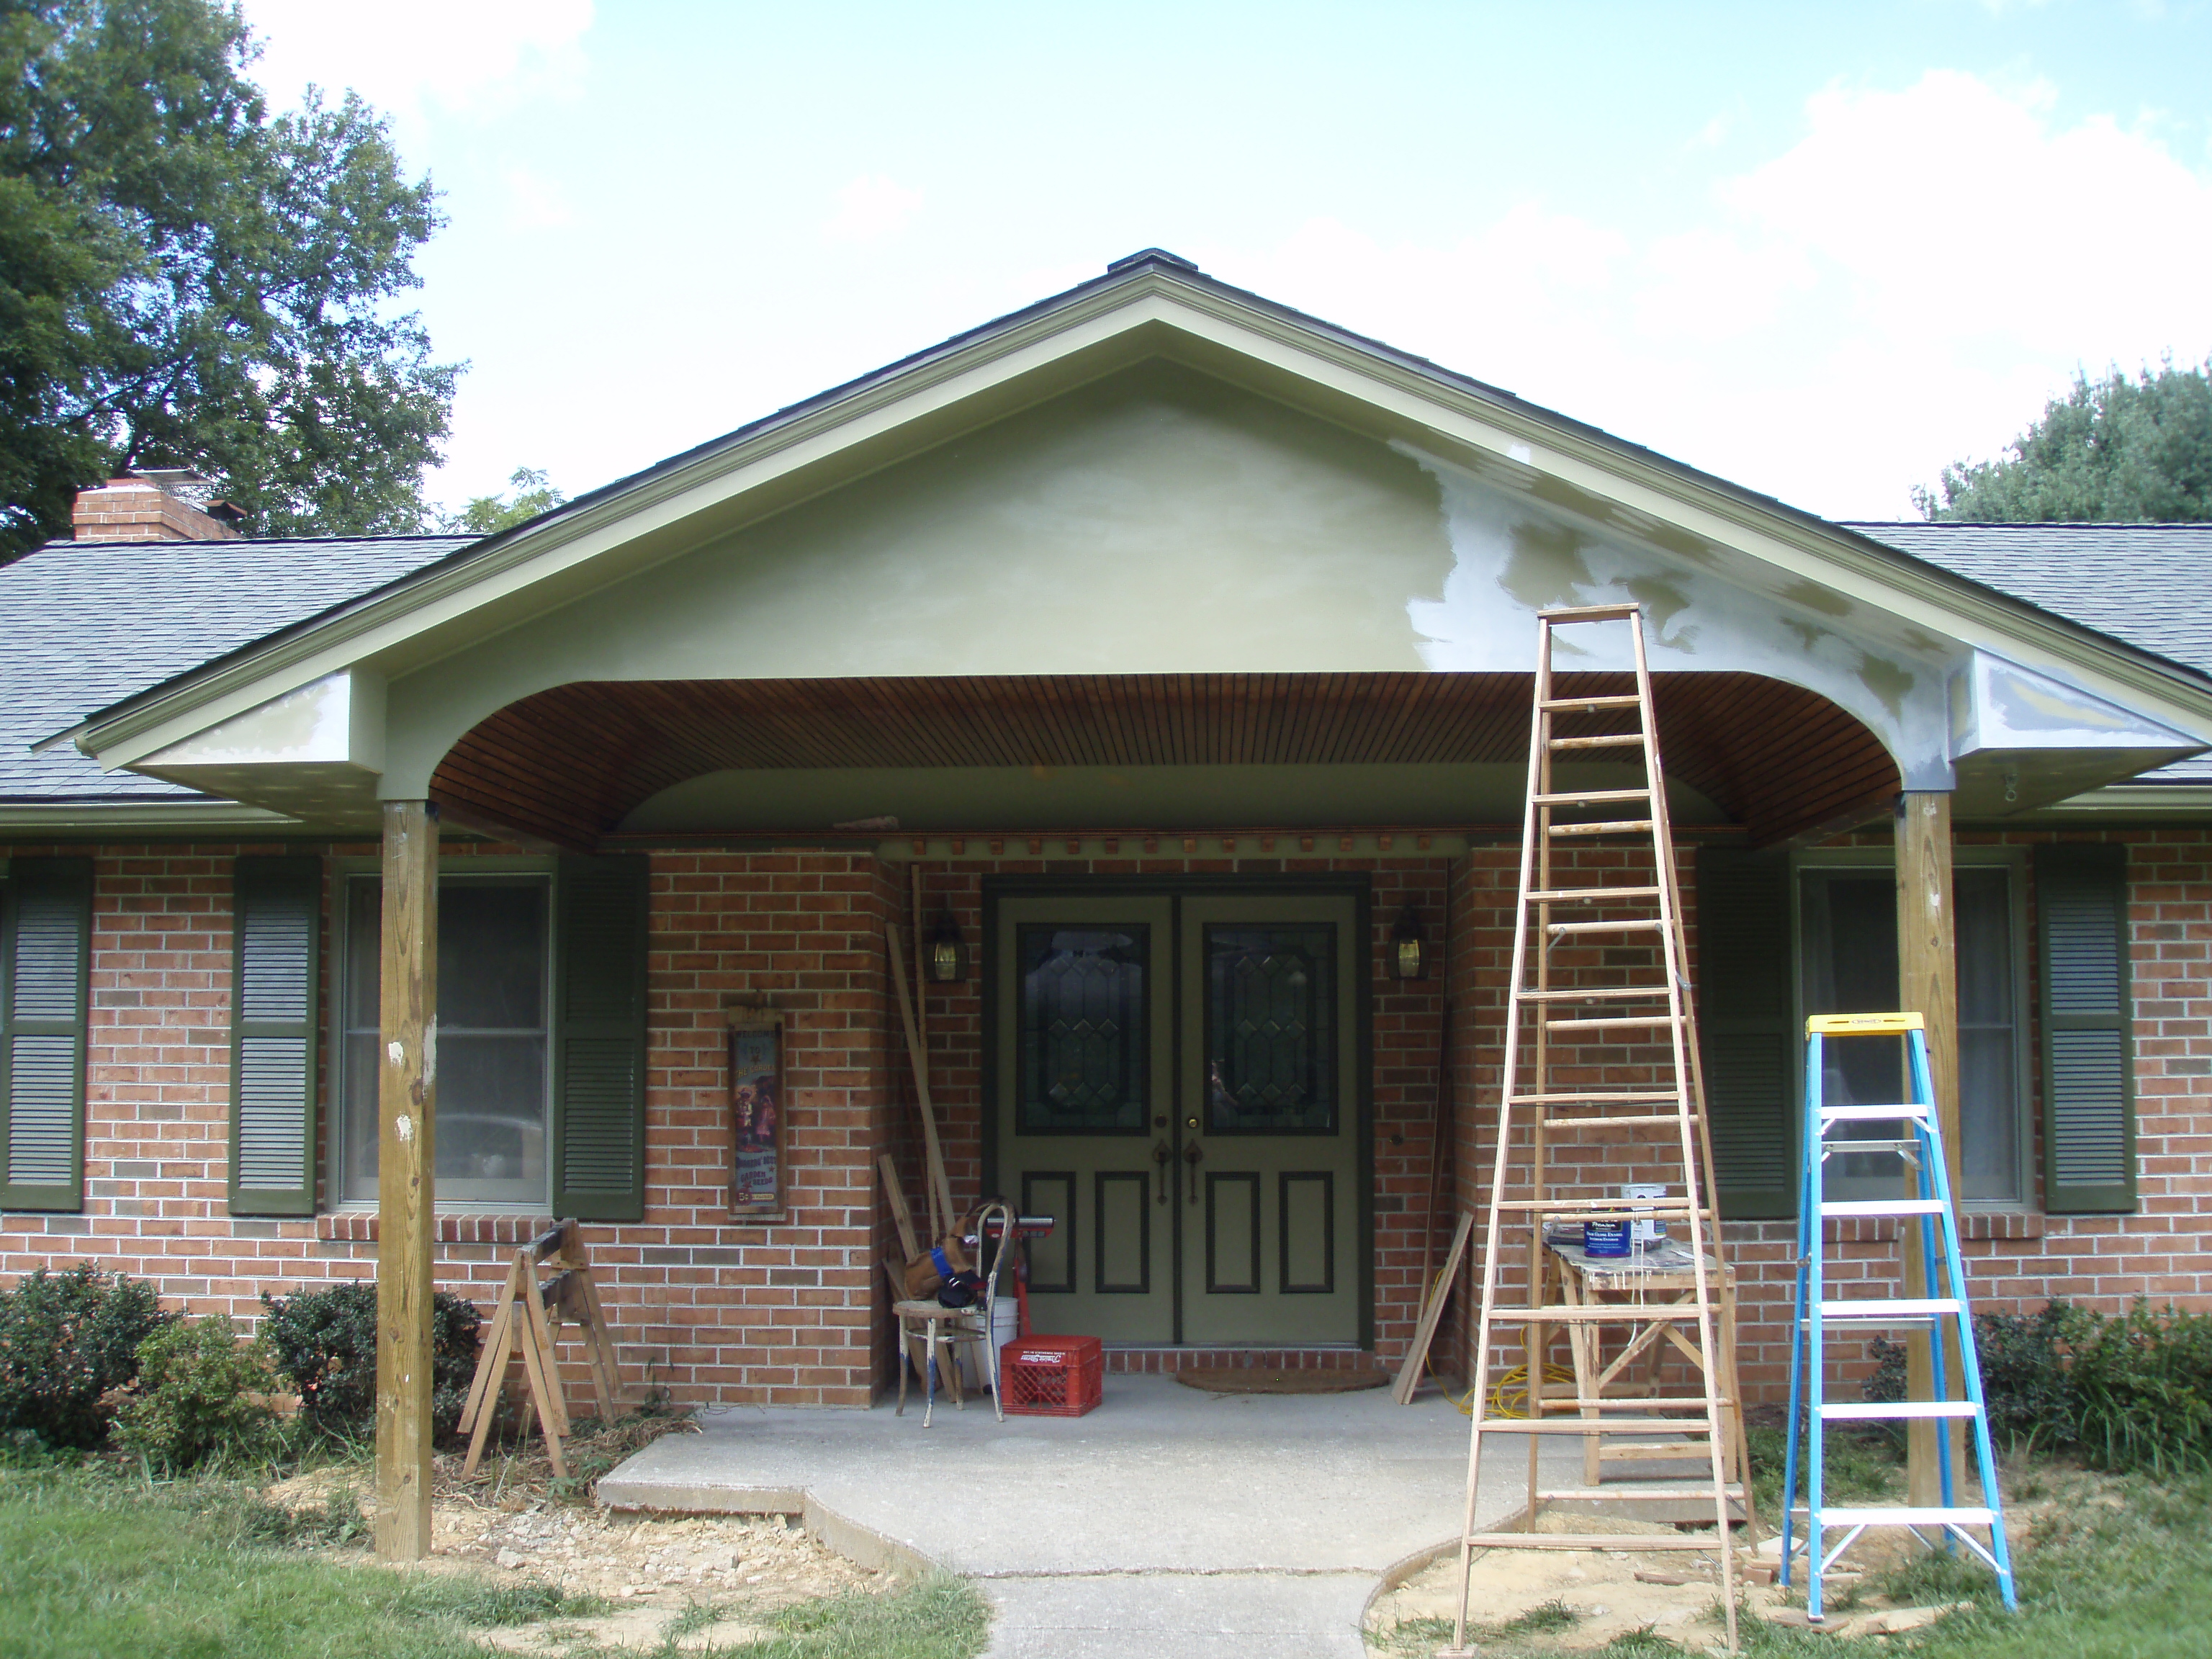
top-left (990, 888), bottom-right (1364, 1346)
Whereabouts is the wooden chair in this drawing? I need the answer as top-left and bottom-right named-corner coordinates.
top-left (891, 1199), bottom-right (1014, 1427)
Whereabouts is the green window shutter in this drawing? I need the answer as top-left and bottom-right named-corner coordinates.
top-left (1, 857), bottom-right (92, 1211)
top-left (1695, 845), bottom-right (1797, 1219)
top-left (2037, 844), bottom-right (2135, 1214)
top-left (229, 857), bottom-right (322, 1216)
top-left (552, 855), bottom-right (649, 1222)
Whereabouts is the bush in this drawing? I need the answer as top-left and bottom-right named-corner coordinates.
top-left (0, 1265), bottom-right (171, 1449)
top-left (260, 1281), bottom-right (480, 1441)
top-left (112, 1316), bottom-right (280, 1473)
top-left (2064, 1301), bottom-right (2212, 1478)
top-left (1974, 1302), bottom-right (2077, 1452)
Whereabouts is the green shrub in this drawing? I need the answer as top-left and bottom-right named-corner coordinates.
top-left (1974, 1302), bottom-right (2077, 1452)
top-left (112, 1316), bottom-right (280, 1472)
top-left (0, 1265), bottom-right (171, 1449)
top-left (2064, 1300), bottom-right (2212, 1478)
top-left (260, 1281), bottom-right (481, 1441)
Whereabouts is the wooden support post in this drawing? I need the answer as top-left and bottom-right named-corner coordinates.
top-left (376, 801), bottom-right (438, 1560)
top-left (1896, 791), bottom-right (1964, 1506)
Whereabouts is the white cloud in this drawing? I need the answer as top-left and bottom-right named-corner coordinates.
top-left (240, 0), bottom-right (593, 122)
top-left (500, 166), bottom-right (576, 233)
top-left (821, 175), bottom-right (926, 244)
top-left (1213, 70), bottom-right (2212, 518)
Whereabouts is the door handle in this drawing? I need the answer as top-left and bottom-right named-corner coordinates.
top-left (1151, 1138), bottom-right (1172, 1205)
top-left (1184, 1138), bottom-right (1203, 1205)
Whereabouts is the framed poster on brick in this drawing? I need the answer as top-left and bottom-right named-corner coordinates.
top-left (726, 1007), bottom-right (785, 1220)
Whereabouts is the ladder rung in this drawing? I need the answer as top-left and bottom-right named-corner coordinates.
top-left (1529, 886), bottom-right (1662, 904)
top-left (1471, 1417), bottom-right (1717, 1434)
top-left (1536, 1487), bottom-right (1741, 1503)
top-left (1819, 1200), bottom-right (1944, 1218)
top-left (1547, 918), bottom-right (1665, 936)
top-left (1820, 1138), bottom-right (1917, 1154)
top-left (1548, 732), bottom-right (1646, 751)
top-left (1547, 818), bottom-right (1653, 837)
top-left (1544, 1112), bottom-right (1703, 1129)
top-left (1493, 1197), bottom-right (1703, 1214)
top-left (1814, 1298), bottom-right (1963, 1321)
top-left (1509, 1090), bottom-right (1684, 1106)
top-left (1539, 693), bottom-right (1642, 710)
top-left (1812, 1506), bottom-right (1995, 1528)
top-left (1518, 986), bottom-right (1670, 1004)
top-left (1462, 1532), bottom-right (1721, 1552)
top-left (1484, 1305), bottom-right (1706, 1323)
top-left (1818, 1402), bottom-right (1980, 1421)
top-left (1545, 1012), bottom-right (1681, 1032)
top-left (1819, 1104), bottom-right (1930, 1123)
top-left (1543, 604), bottom-right (1643, 623)
top-left (1534, 788), bottom-right (1650, 806)
top-left (1537, 1397), bottom-right (1737, 1411)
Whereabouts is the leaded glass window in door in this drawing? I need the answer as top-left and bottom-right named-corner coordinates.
top-left (1204, 925), bottom-right (1336, 1134)
top-left (1016, 926), bottom-right (1148, 1133)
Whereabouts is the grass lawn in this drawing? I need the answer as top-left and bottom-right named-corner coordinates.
top-left (0, 1462), bottom-right (989, 1659)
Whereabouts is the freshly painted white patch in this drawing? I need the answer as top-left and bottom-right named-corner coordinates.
top-left (143, 670), bottom-right (382, 768)
top-left (1951, 650), bottom-right (2203, 756)
top-left (395, 1114), bottom-right (414, 1143)
top-left (387, 1040), bottom-right (405, 1067)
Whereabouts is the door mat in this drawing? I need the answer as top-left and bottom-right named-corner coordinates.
top-left (1173, 1366), bottom-right (1390, 1395)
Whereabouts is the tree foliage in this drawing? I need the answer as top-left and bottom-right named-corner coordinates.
top-left (0, 0), bottom-right (459, 559)
top-left (1917, 356), bottom-right (2212, 523)
top-left (441, 465), bottom-right (565, 536)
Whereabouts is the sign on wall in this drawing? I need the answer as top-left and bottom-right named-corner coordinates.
top-left (727, 1006), bottom-right (785, 1220)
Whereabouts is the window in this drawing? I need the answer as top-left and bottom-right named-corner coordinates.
top-left (1797, 855), bottom-right (2028, 1205)
top-left (336, 872), bottom-right (552, 1206)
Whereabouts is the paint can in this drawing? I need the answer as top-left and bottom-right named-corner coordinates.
top-left (1622, 1182), bottom-right (1669, 1245)
top-left (1583, 1218), bottom-right (1630, 1257)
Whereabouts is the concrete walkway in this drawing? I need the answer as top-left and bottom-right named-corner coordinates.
top-left (598, 1375), bottom-right (1580, 1658)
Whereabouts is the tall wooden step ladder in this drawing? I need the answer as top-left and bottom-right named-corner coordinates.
top-left (1781, 1013), bottom-right (2018, 1620)
top-left (1442, 604), bottom-right (1752, 1658)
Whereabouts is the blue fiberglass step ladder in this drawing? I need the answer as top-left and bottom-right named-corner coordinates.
top-left (1781, 1012), bottom-right (2017, 1620)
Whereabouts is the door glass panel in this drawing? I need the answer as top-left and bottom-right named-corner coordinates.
top-left (1204, 925), bottom-right (1336, 1134)
top-left (1016, 925), bottom-right (1148, 1133)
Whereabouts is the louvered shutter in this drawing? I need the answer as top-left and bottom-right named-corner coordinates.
top-left (1695, 845), bottom-right (1797, 1218)
top-left (229, 857), bottom-right (322, 1215)
top-left (552, 855), bottom-right (649, 1221)
top-left (2037, 845), bottom-right (2135, 1213)
top-left (1, 858), bottom-right (92, 1211)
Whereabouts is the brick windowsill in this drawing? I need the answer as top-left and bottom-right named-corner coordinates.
top-left (318, 1212), bottom-right (555, 1245)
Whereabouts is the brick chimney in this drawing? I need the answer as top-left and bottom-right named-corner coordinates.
top-left (72, 471), bottom-right (246, 542)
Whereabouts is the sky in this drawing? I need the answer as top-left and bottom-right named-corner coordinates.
top-left (235, 0), bottom-right (2212, 524)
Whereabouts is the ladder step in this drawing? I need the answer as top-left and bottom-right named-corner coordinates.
top-left (1814, 1298), bottom-right (1963, 1321)
top-left (1539, 693), bottom-right (1642, 710)
top-left (1528, 886), bottom-right (1661, 903)
top-left (1543, 604), bottom-right (1644, 623)
top-left (1811, 1506), bottom-right (1996, 1529)
top-left (1472, 1418), bottom-right (1717, 1434)
top-left (1509, 1090), bottom-right (1684, 1106)
top-left (1545, 1012), bottom-right (1683, 1033)
top-left (1544, 1112), bottom-right (1704, 1128)
top-left (1535, 1488), bottom-right (1743, 1503)
top-left (1534, 788), bottom-right (1650, 806)
top-left (1819, 1104), bottom-right (1931, 1123)
top-left (1535, 1397), bottom-right (1737, 1411)
top-left (1818, 1402), bottom-right (1981, 1421)
top-left (1547, 819), bottom-right (1654, 837)
top-left (1548, 732), bottom-right (1646, 751)
top-left (1819, 1200), bottom-right (1945, 1218)
top-left (1484, 1305), bottom-right (1706, 1323)
top-left (1462, 1532), bottom-right (1721, 1552)
top-left (1493, 1197), bottom-right (1704, 1215)
top-left (1547, 918), bottom-right (1665, 936)
top-left (1518, 986), bottom-right (1670, 1004)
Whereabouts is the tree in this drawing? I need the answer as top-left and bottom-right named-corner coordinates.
top-left (1915, 356), bottom-right (2212, 523)
top-left (440, 467), bottom-right (565, 536)
top-left (0, 0), bottom-right (459, 561)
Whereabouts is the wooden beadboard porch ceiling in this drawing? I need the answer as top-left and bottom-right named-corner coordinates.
top-left (428, 672), bottom-right (1900, 852)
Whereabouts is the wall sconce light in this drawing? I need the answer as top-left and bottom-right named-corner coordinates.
top-left (1392, 905), bottom-right (1426, 981)
top-left (927, 908), bottom-right (967, 984)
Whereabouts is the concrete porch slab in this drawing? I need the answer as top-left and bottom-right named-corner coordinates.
top-left (598, 1374), bottom-right (1582, 1658)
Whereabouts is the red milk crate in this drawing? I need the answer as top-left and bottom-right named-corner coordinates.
top-left (999, 1334), bottom-right (1103, 1416)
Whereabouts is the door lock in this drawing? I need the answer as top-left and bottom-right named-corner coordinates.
top-left (1183, 1137), bottom-right (1204, 1205)
top-left (1151, 1137), bottom-right (1172, 1205)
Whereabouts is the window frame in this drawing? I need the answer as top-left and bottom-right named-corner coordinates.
top-left (326, 855), bottom-right (559, 1213)
top-left (1788, 845), bottom-right (2033, 1211)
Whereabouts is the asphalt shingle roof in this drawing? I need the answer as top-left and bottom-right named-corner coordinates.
top-left (1847, 523), bottom-right (2212, 785)
top-left (0, 534), bottom-right (474, 802)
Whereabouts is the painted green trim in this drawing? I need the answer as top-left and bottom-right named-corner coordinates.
top-left (0, 857), bottom-right (92, 1212)
top-left (228, 856), bottom-right (322, 1217)
top-left (2036, 844), bottom-right (2137, 1215)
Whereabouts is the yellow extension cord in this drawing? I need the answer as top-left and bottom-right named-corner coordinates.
top-left (1455, 1363), bottom-right (1578, 1418)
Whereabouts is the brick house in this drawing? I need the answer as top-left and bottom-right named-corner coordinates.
top-left (4, 250), bottom-right (2209, 1419)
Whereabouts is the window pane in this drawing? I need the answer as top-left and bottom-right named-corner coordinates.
top-left (340, 878), bottom-right (550, 1204)
top-left (1800, 873), bottom-right (1906, 1187)
top-left (1017, 925), bottom-right (1147, 1134)
top-left (1956, 869), bottom-right (2018, 1202)
top-left (1205, 925), bottom-right (1336, 1134)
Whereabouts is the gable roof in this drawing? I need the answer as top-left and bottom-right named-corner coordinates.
top-left (0, 534), bottom-right (472, 804)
